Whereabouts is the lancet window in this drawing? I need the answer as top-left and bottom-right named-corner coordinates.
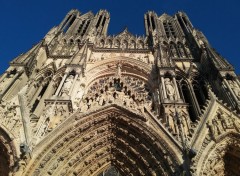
top-left (177, 76), bottom-right (209, 122)
top-left (63, 15), bottom-right (76, 33)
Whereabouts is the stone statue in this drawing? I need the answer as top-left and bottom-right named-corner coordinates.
top-left (116, 62), bottom-right (122, 77)
top-left (161, 43), bottom-right (168, 58)
top-left (98, 95), bottom-right (105, 106)
top-left (80, 100), bottom-right (88, 113)
top-left (212, 119), bottom-right (221, 136)
top-left (75, 85), bottom-right (85, 101)
top-left (165, 78), bottom-right (175, 100)
top-left (61, 75), bottom-right (74, 97)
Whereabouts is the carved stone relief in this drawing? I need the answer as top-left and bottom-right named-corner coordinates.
top-left (207, 110), bottom-right (238, 139)
top-left (60, 75), bottom-right (74, 97)
top-left (165, 78), bottom-right (176, 100)
top-left (77, 75), bottom-right (154, 116)
top-left (0, 101), bottom-right (22, 137)
top-left (34, 104), bottom-right (70, 141)
top-left (163, 107), bottom-right (191, 141)
top-left (200, 136), bottom-right (240, 176)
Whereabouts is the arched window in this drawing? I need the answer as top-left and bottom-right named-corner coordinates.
top-left (137, 40), bottom-right (144, 49)
top-left (122, 40), bottom-right (128, 49)
top-left (130, 40), bottom-right (136, 49)
top-left (99, 39), bottom-right (105, 48)
top-left (69, 39), bottom-right (74, 46)
top-left (192, 78), bottom-right (208, 109)
top-left (106, 39), bottom-right (112, 48)
top-left (114, 40), bottom-right (120, 48)
top-left (63, 15), bottom-right (76, 33)
top-left (177, 77), bottom-right (198, 122)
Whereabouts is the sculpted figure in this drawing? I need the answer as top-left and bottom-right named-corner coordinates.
top-left (39, 118), bottom-right (49, 137)
top-left (5, 103), bottom-right (17, 124)
top-left (212, 119), bottom-right (221, 135)
top-left (80, 100), bottom-right (88, 112)
top-left (117, 90), bottom-right (125, 101)
top-left (105, 90), bottom-right (114, 103)
top-left (179, 46), bottom-right (186, 57)
top-left (58, 106), bottom-right (66, 115)
top-left (8, 114), bottom-right (19, 130)
top-left (137, 100), bottom-right (145, 114)
top-left (219, 111), bottom-right (234, 130)
top-left (75, 85), bottom-right (85, 101)
top-left (87, 99), bottom-right (93, 109)
top-left (232, 117), bottom-right (240, 131)
top-left (116, 63), bottom-right (122, 77)
top-left (124, 96), bottom-right (131, 107)
top-left (98, 95), bottom-right (105, 106)
top-left (61, 75), bottom-right (74, 97)
top-left (178, 111), bottom-right (189, 137)
top-left (161, 43), bottom-right (168, 58)
top-left (166, 113), bottom-right (175, 134)
top-left (171, 46), bottom-right (178, 57)
top-left (165, 78), bottom-right (175, 100)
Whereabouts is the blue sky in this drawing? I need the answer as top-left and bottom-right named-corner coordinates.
top-left (0, 0), bottom-right (239, 74)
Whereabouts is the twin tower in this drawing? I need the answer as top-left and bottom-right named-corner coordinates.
top-left (0, 9), bottom-right (240, 176)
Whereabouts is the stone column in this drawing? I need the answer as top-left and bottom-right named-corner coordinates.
top-left (161, 77), bottom-right (167, 99)
top-left (69, 73), bottom-right (79, 96)
top-left (188, 82), bottom-right (201, 115)
top-left (54, 73), bottom-right (68, 96)
top-left (27, 83), bottom-right (38, 100)
top-left (29, 84), bottom-right (43, 106)
top-left (102, 17), bottom-right (109, 36)
top-left (79, 20), bottom-right (88, 36)
top-left (173, 77), bottom-right (181, 100)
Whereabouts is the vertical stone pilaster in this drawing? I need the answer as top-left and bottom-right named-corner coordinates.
top-left (54, 73), bottom-right (68, 96)
top-left (161, 76), bottom-right (167, 99)
top-left (69, 73), bottom-right (79, 96)
top-left (173, 77), bottom-right (181, 100)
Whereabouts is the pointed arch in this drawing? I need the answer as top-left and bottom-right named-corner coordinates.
top-left (0, 126), bottom-right (18, 176)
top-left (24, 105), bottom-right (182, 176)
top-left (196, 133), bottom-right (240, 176)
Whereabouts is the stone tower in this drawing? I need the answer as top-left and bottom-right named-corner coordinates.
top-left (0, 9), bottom-right (240, 176)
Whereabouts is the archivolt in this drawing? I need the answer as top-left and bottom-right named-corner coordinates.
top-left (85, 57), bottom-right (153, 84)
top-left (25, 105), bottom-right (181, 176)
top-left (198, 133), bottom-right (240, 176)
top-left (0, 127), bottom-right (18, 176)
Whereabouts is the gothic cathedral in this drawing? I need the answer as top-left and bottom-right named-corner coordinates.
top-left (0, 9), bottom-right (240, 176)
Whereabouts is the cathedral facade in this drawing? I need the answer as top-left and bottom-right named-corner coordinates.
top-left (0, 9), bottom-right (240, 176)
